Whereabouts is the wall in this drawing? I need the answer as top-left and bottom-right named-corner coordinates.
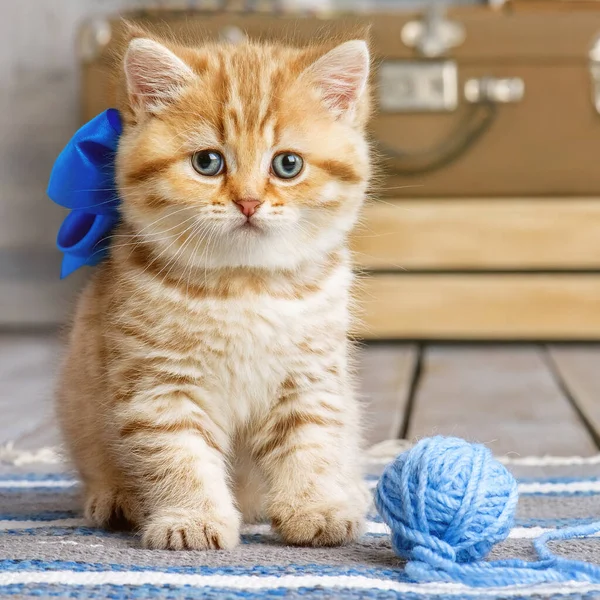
top-left (0, 0), bottom-right (160, 324)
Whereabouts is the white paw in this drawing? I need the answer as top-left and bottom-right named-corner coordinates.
top-left (142, 507), bottom-right (240, 550)
top-left (271, 500), bottom-right (365, 547)
top-left (84, 488), bottom-right (136, 528)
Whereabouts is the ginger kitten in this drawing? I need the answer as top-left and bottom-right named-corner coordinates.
top-left (57, 31), bottom-right (372, 550)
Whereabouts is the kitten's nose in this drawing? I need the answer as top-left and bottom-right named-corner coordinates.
top-left (235, 198), bottom-right (261, 218)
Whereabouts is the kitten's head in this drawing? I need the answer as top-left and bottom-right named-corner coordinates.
top-left (115, 32), bottom-right (371, 271)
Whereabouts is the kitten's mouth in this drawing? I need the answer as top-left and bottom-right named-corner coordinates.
top-left (236, 220), bottom-right (263, 234)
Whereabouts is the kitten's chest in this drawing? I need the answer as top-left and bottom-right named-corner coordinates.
top-left (130, 263), bottom-right (351, 419)
top-left (191, 294), bottom-right (325, 407)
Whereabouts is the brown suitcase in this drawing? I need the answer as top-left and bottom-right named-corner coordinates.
top-left (79, 7), bottom-right (600, 340)
top-left (80, 6), bottom-right (600, 198)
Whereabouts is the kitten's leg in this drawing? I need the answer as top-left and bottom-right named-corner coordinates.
top-left (58, 352), bottom-right (138, 530)
top-left (66, 422), bottom-right (137, 529)
top-left (80, 451), bottom-right (138, 529)
top-left (251, 370), bottom-right (369, 547)
top-left (113, 389), bottom-right (240, 550)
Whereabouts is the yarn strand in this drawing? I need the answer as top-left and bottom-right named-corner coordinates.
top-left (375, 436), bottom-right (600, 588)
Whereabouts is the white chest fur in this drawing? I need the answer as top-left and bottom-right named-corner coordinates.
top-left (122, 261), bottom-right (353, 426)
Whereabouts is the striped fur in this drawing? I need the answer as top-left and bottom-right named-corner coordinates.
top-left (56, 33), bottom-right (372, 550)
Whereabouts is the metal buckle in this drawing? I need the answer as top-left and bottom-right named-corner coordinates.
top-left (378, 61), bottom-right (458, 113)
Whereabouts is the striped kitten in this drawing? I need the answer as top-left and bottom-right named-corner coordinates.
top-left (57, 31), bottom-right (372, 550)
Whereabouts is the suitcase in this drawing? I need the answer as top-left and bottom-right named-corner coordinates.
top-left (79, 6), bottom-right (600, 340)
top-left (80, 6), bottom-right (600, 198)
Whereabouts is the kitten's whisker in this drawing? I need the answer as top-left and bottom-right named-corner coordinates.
top-left (133, 206), bottom-right (196, 236)
top-left (107, 222), bottom-right (197, 314)
top-left (351, 231), bottom-right (398, 239)
top-left (136, 220), bottom-right (198, 284)
top-left (57, 196), bottom-right (121, 211)
top-left (372, 184), bottom-right (425, 192)
top-left (137, 205), bottom-right (196, 231)
top-left (202, 222), bottom-right (223, 284)
top-left (100, 218), bottom-right (198, 254)
top-left (104, 213), bottom-right (198, 243)
top-left (181, 222), bottom-right (207, 300)
top-left (159, 222), bottom-right (203, 289)
top-left (351, 250), bottom-right (409, 271)
top-left (149, 222), bottom-right (200, 286)
top-left (68, 183), bottom-right (143, 193)
top-left (101, 234), bottom-right (177, 254)
top-left (365, 198), bottom-right (418, 213)
top-left (194, 223), bottom-right (217, 288)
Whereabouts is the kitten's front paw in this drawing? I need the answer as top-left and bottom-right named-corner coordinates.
top-left (271, 501), bottom-right (365, 547)
top-left (142, 507), bottom-right (240, 550)
top-left (84, 488), bottom-right (136, 529)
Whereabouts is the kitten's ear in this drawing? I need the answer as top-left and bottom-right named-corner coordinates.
top-left (301, 40), bottom-right (370, 119)
top-left (124, 38), bottom-right (196, 113)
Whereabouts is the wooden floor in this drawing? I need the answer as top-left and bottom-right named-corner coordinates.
top-left (358, 343), bottom-right (600, 455)
top-left (1, 334), bottom-right (600, 456)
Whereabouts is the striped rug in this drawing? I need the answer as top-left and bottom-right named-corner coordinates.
top-left (0, 449), bottom-right (599, 599)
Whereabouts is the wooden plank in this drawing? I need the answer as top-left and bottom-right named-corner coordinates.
top-left (547, 346), bottom-right (600, 445)
top-left (408, 346), bottom-right (597, 456)
top-left (355, 274), bottom-right (600, 340)
top-left (356, 344), bottom-right (418, 445)
top-left (352, 199), bottom-right (600, 270)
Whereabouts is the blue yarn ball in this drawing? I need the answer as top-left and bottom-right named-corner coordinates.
top-left (374, 436), bottom-right (519, 565)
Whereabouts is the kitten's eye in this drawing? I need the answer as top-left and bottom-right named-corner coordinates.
top-left (191, 150), bottom-right (224, 176)
top-left (271, 152), bottom-right (304, 180)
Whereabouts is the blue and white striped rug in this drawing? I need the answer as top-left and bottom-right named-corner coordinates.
top-left (0, 447), bottom-right (599, 599)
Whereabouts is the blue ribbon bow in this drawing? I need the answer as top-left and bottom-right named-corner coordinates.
top-left (47, 109), bottom-right (123, 278)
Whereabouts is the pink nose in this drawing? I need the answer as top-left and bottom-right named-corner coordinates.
top-left (235, 199), bottom-right (261, 218)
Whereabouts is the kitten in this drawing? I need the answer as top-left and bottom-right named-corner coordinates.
top-left (57, 29), bottom-right (372, 550)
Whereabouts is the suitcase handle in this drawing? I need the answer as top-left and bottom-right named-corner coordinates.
top-left (377, 101), bottom-right (496, 176)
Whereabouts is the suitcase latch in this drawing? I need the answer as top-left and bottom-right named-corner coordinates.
top-left (464, 78), bottom-right (525, 104)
